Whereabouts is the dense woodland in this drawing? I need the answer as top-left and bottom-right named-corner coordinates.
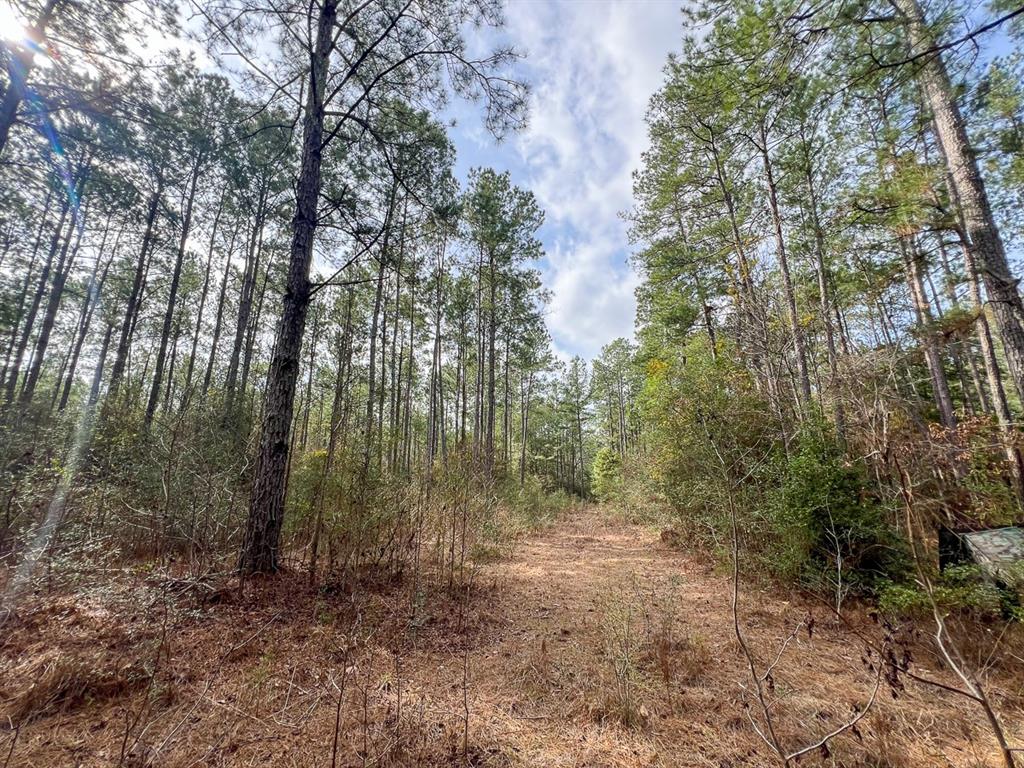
top-left (623, 0), bottom-right (1024, 605)
top-left (0, 0), bottom-right (603, 590)
top-left (2, 0), bottom-right (1024, 765)
top-left (614, 1), bottom-right (1024, 762)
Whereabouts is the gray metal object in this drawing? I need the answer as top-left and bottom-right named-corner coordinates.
top-left (960, 527), bottom-right (1024, 586)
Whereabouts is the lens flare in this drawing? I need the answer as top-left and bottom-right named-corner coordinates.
top-left (0, 2), bottom-right (25, 41)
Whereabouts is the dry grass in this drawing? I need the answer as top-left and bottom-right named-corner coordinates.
top-left (1, 650), bottom-right (151, 725)
top-left (0, 506), bottom-right (1022, 767)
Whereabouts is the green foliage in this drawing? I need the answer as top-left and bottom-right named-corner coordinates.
top-left (285, 449), bottom-right (328, 524)
top-left (591, 446), bottom-right (623, 502)
top-left (766, 425), bottom-right (906, 594)
top-left (635, 338), bottom-right (904, 596)
top-left (878, 565), bottom-right (1021, 622)
top-left (638, 336), bottom-right (772, 553)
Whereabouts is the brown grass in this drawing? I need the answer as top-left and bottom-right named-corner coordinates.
top-left (1, 651), bottom-right (150, 725)
top-left (0, 506), bottom-right (1022, 767)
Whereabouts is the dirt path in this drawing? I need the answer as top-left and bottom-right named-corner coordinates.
top-left (3, 506), bottom-right (1020, 767)
top-left (404, 507), bottom-right (1022, 767)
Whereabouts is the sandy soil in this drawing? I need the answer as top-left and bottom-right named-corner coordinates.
top-left (2, 506), bottom-right (1021, 767)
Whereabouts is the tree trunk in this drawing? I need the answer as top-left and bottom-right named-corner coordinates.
top-left (20, 185), bottom-right (89, 404)
top-left (59, 237), bottom-right (116, 411)
top-left (902, 236), bottom-right (957, 429)
top-left (300, 306), bottom-right (321, 453)
top-left (803, 152), bottom-right (845, 440)
top-left (184, 186), bottom-right (226, 403)
top-left (0, 187), bottom-right (53, 388)
top-left (486, 247), bottom-right (497, 473)
top-left (240, 225), bottom-right (273, 406)
top-left (89, 323), bottom-right (114, 407)
top-left (202, 220), bottom-right (239, 399)
top-left (758, 121), bottom-right (811, 406)
top-left (309, 299), bottom-right (351, 580)
top-left (225, 194), bottom-right (266, 413)
top-left (897, 0), bottom-right (1024, 405)
top-left (4, 197), bottom-right (71, 403)
top-left (363, 190), bottom-right (396, 478)
top-left (109, 182), bottom-right (163, 398)
top-left (147, 161), bottom-right (201, 425)
top-left (519, 370), bottom-right (533, 484)
top-left (240, 0), bottom-right (338, 575)
top-left (961, 229), bottom-right (1024, 503)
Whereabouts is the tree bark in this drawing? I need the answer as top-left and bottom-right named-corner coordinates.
top-left (109, 181), bottom-right (163, 398)
top-left (240, 0), bottom-right (338, 575)
top-left (897, 0), bottom-right (1024, 405)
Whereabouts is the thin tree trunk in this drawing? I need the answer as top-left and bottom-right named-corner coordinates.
top-left (902, 235), bottom-right (957, 428)
top-left (202, 220), bottom-right (240, 400)
top-left (89, 323), bottom-right (114, 407)
top-left (363, 187), bottom-right (397, 479)
top-left (21, 182), bottom-right (91, 404)
top-left (109, 180), bottom-right (163, 398)
top-left (0, 187), bottom-right (53, 388)
top-left (758, 121), bottom-right (811, 406)
top-left (486, 247), bottom-right (497, 474)
top-left (58, 233), bottom-right (117, 411)
top-left (184, 185), bottom-right (226, 402)
top-left (300, 307), bottom-right (321, 453)
top-left (962, 230), bottom-right (1024, 503)
top-left (225, 195), bottom-right (266, 413)
top-left (803, 149), bottom-right (845, 439)
top-left (147, 160), bottom-right (201, 425)
top-left (4, 197), bottom-right (72, 403)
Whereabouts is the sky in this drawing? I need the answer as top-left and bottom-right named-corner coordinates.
top-left (0, 0), bottom-right (686, 361)
top-left (446, 0), bottom-right (686, 361)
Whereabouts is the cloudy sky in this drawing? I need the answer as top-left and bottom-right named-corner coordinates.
top-left (447, 0), bottom-right (685, 360)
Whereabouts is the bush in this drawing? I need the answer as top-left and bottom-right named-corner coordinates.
top-left (766, 426), bottom-right (907, 599)
top-left (591, 446), bottom-right (623, 502)
top-left (634, 338), bottom-right (905, 601)
top-left (878, 564), bottom-right (1021, 621)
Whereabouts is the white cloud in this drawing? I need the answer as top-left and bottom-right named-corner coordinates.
top-left (502, 0), bottom-right (682, 359)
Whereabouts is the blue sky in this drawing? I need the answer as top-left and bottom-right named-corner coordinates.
top-left (446, 0), bottom-right (686, 360)
top-left (10, 0), bottom-right (686, 361)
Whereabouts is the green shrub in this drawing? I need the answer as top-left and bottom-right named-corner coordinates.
top-left (878, 565), bottom-right (1020, 621)
top-left (591, 446), bottom-right (623, 502)
top-left (766, 426), bottom-right (907, 597)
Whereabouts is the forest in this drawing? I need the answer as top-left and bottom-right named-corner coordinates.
top-left (0, 0), bottom-right (1023, 766)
